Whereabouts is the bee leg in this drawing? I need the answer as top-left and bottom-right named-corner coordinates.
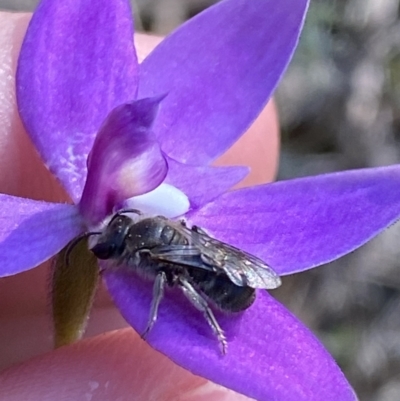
top-left (192, 225), bottom-right (207, 235)
top-left (141, 271), bottom-right (167, 339)
top-left (178, 277), bottom-right (228, 355)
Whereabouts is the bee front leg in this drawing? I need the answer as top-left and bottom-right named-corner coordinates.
top-left (178, 277), bottom-right (228, 355)
top-left (141, 271), bottom-right (167, 339)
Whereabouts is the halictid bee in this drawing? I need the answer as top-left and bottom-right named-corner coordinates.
top-left (75, 209), bottom-right (281, 354)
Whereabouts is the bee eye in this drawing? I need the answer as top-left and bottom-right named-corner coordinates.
top-left (91, 242), bottom-right (116, 259)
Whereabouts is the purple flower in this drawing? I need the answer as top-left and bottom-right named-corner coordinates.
top-left (2, 0), bottom-right (400, 399)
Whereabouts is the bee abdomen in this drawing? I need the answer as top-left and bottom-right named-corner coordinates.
top-left (191, 270), bottom-right (256, 313)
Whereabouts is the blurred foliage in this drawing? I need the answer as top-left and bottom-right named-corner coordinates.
top-left (276, 3), bottom-right (400, 399)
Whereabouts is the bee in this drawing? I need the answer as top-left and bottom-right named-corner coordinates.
top-left (73, 209), bottom-right (281, 354)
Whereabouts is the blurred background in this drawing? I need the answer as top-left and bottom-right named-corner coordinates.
top-left (1, 0), bottom-right (400, 399)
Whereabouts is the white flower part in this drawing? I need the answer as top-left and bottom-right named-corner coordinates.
top-left (122, 183), bottom-right (190, 218)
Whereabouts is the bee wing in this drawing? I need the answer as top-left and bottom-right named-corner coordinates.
top-left (218, 251), bottom-right (281, 289)
top-left (190, 230), bottom-right (282, 290)
top-left (164, 220), bottom-right (281, 289)
top-left (147, 244), bottom-right (215, 272)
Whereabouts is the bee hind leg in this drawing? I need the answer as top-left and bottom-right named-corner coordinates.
top-left (178, 277), bottom-right (228, 355)
top-left (141, 271), bottom-right (167, 339)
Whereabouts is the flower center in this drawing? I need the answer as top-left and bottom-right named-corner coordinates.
top-left (121, 183), bottom-right (189, 218)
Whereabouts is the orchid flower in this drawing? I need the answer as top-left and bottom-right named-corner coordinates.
top-left (2, 0), bottom-right (400, 400)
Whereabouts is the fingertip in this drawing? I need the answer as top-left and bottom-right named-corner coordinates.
top-left (0, 329), bottom-right (210, 401)
top-left (0, 328), bottom-right (253, 401)
top-left (135, 32), bottom-right (163, 63)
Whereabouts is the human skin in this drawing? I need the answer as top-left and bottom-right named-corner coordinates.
top-left (0, 11), bottom-right (279, 400)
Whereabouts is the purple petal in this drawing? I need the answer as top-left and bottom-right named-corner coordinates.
top-left (165, 158), bottom-right (248, 210)
top-left (0, 195), bottom-right (84, 277)
top-left (105, 271), bottom-right (355, 401)
top-left (17, 0), bottom-right (138, 202)
top-left (186, 166), bottom-right (400, 275)
top-left (139, 0), bottom-right (308, 164)
top-left (79, 98), bottom-right (168, 225)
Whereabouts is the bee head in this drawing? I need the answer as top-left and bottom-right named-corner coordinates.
top-left (90, 214), bottom-right (132, 260)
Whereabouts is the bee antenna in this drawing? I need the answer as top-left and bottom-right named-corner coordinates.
top-left (64, 231), bottom-right (101, 267)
